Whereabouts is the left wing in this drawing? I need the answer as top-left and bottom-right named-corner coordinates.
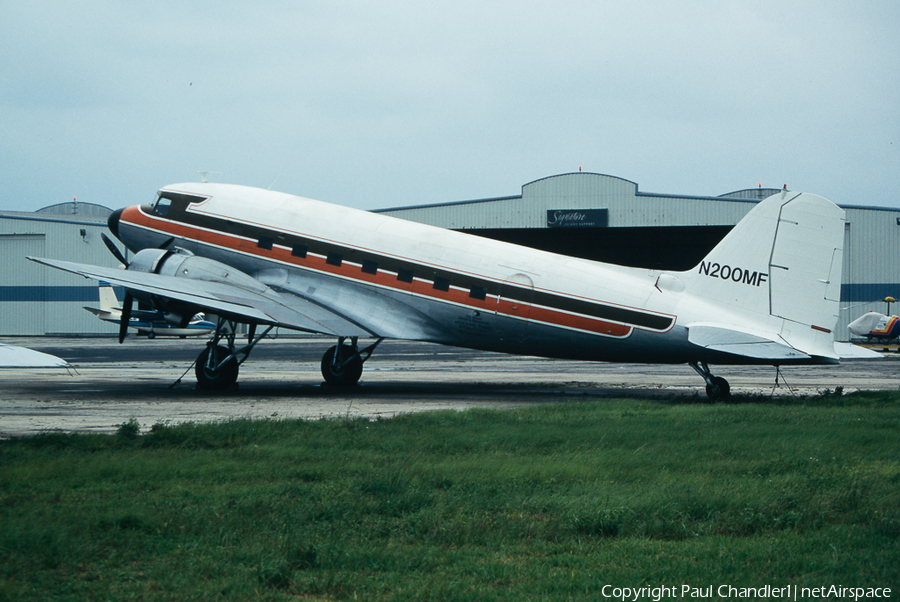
top-left (28, 257), bottom-right (375, 338)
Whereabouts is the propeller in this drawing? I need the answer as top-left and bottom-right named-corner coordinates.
top-left (103, 229), bottom-right (173, 343)
top-left (101, 233), bottom-right (129, 267)
top-left (118, 291), bottom-right (133, 343)
top-left (101, 232), bottom-right (133, 343)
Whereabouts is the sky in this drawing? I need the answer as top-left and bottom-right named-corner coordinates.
top-left (2, 1), bottom-right (899, 213)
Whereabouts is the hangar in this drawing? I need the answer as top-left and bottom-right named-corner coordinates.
top-left (2, 172), bottom-right (897, 340)
top-left (0, 202), bottom-right (120, 335)
top-left (377, 172), bottom-right (900, 340)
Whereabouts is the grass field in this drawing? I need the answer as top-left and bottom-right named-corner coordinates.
top-left (1, 391), bottom-right (898, 600)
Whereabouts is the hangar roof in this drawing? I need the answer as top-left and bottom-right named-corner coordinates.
top-left (376, 172), bottom-right (899, 231)
top-left (0, 202), bottom-right (113, 226)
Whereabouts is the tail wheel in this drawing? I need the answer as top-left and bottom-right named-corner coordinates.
top-left (195, 344), bottom-right (239, 390)
top-left (321, 344), bottom-right (363, 386)
top-left (705, 376), bottom-right (730, 402)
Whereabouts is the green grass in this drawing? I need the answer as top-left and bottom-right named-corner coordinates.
top-left (2, 392), bottom-right (899, 600)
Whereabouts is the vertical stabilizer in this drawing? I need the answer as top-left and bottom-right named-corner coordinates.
top-left (98, 282), bottom-right (121, 313)
top-left (682, 191), bottom-right (845, 359)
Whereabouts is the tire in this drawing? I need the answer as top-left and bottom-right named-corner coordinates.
top-left (195, 344), bottom-right (239, 390)
top-left (705, 376), bottom-right (730, 402)
top-left (320, 344), bottom-right (363, 386)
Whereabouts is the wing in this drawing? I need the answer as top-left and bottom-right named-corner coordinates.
top-left (29, 257), bottom-right (375, 338)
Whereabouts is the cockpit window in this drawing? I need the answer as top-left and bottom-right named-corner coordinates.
top-left (153, 197), bottom-right (172, 216)
top-left (149, 190), bottom-right (208, 217)
top-left (159, 191), bottom-right (208, 205)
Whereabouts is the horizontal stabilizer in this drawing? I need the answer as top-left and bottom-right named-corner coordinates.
top-left (833, 342), bottom-right (883, 360)
top-left (688, 324), bottom-right (809, 360)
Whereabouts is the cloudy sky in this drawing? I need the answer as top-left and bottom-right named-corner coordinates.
top-left (2, 1), bottom-right (898, 213)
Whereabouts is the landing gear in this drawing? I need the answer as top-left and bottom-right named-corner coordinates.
top-left (689, 362), bottom-right (730, 402)
top-left (196, 344), bottom-right (239, 389)
top-left (320, 337), bottom-right (383, 386)
top-left (194, 318), bottom-right (273, 390)
top-left (321, 344), bottom-right (362, 386)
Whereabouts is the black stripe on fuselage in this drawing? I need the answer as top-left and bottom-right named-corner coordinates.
top-left (139, 204), bottom-right (675, 333)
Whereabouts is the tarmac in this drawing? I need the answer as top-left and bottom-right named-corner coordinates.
top-left (1, 336), bottom-right (897, 438)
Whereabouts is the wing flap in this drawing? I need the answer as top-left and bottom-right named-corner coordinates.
top-left (688, 324), bottom-right (810, 360)
top-left (29, 257), bottom-right (374, 337)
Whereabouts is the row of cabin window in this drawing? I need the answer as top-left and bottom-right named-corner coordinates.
top-left (256, 237), bottom-right (487, 300)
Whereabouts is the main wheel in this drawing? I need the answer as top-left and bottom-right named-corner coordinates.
top-left (195, 344), bottom-right (239, 390)
top-left (320, 344), bottom-right (363, 386)
top-left (705, 376), bottom-right (730, 402)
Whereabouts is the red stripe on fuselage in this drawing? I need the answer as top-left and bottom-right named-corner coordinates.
top-left (121, 206), bottom-right (664, 338)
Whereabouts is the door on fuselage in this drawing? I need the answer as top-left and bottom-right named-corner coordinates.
top-left (496, 273), bottom-right (534, 345)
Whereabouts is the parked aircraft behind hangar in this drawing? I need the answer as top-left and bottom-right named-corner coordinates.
top-left (31, 183), bottom-right (847, 400)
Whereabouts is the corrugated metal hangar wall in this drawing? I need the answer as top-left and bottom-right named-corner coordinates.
top-left (2, 173), bottom-right (897, 341)
top-left (378, 173), bottom-right (900, 341)
top-left (0, 204), bottom-right (121, 335)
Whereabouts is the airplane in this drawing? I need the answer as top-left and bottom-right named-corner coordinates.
top-left (83, 282), bottom-right (215, 339)
top-left (848, 312), bottom-right (900, 343)
top-left (29, 182), bottom-right (846, 400)
top-left (0, 344), bottom-right (69, 368)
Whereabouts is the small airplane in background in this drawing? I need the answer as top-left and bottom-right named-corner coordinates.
top-left (31, 183), bottom-right (847, 400)
top-left (849, 312), bottom-right (900, 343)
top-left (83, 282), bottom-right (215, 339)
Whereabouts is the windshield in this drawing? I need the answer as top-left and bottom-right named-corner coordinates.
top-left (152, 196), bottom-right (172, 216)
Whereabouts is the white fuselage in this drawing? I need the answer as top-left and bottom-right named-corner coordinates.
top-left (111, 183), bottom-right (833, 365)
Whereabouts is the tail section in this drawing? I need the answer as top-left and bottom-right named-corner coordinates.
top-left (682, 190), bottom-right (845, 360)
top-left (98, 282), bottom-right (121, 313)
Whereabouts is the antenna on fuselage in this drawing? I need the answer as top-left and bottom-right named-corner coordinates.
top-left (198, 171), bottom-right (219, 183)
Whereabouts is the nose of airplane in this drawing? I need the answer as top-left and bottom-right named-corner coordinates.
top-left (107, 207), bottom-right (124, 239)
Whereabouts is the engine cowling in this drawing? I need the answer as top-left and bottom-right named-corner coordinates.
top-left (128, 248), bottom-right (267, 293)
top-left (124, 248), bottom-right (268, 322)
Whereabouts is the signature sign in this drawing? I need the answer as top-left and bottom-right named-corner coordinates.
top-left (546, 209), bottom-right (608, 228)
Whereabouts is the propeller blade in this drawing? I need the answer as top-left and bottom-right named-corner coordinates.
top-left (101, 233), bottom-right (129, 267)
top-left (159, 237), bottom-right (175, 250)
top-left (119, 292), bottom-right (133, 344)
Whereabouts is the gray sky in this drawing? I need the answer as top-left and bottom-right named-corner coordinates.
top-left (2, 1), bottom-right (899, 213)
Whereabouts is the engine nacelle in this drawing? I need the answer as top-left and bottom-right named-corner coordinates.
top-left (128, 248), bottom-right (267, 293)
top-left (128, 247), bottom-right (174, 274)
top-left (124, 248), bottom-right (268, 320)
